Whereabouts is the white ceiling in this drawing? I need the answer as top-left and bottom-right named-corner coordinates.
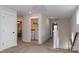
top-left (4, 5), bottom-right (77, 19)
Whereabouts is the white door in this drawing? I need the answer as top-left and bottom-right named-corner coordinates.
top-left (1, 12), bottom-right (17, 50)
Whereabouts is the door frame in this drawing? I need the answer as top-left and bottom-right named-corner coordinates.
top-left (30, 17), bottom-right (39, 43)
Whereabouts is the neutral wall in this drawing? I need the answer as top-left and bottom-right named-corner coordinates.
top-left (76, 9), bottom-right (79, 31)
top-left (58, 19), bottom-right (70, 49)
top-left (22, 15), bottom-right (31, 42)
top-left (70, 12), bottom-right (76, 41)
top-left (70, 8), bottom-right (79, 40)
top-left (70, 9), bottom-right (79, 51)
top-left (22, 14), bottom-right (50, 44)
top-left (0, 6), bottom-right (17, 51)
top-left (23, 14), bottom-right (41, 43)
top-left (39, 14), bottom-right (50, 44)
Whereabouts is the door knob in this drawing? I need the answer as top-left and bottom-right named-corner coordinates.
top-left (13, 32), bottom-right (15, 34)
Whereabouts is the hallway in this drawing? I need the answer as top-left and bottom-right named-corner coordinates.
top-left (0, 5), bottom-right (78, 53)
top-left (0, 39), bottom-right (75, 53)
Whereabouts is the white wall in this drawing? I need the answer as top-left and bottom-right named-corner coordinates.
top-left (70, 8), bottom-right (79, 51)
top-left (22, 14), bottom-right (50, 44)
top-left (0, 6), bottom-right (17, 51)
top-left (23, 14), bottom-right (41, 43)
top-left (76, 9), bottom-right (79, 32)
top-left (39, 14), bottom-right (50, 44)
top-left (70, 12), bottom-right (76, 41)
top-left (22, 15), bottom-right (31, 42)
top-left (58, 19), bottom-right (70, 49)
top-left (70, 9), bottom-right (79, 40)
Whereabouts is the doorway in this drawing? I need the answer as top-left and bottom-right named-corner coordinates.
top-left (17, 17), bottom-right (23, 44)
top-left (31, 18), bottom-right (39, 44)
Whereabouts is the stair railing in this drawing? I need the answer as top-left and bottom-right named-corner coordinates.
top-left (71, 32), bottom-right (79, 50)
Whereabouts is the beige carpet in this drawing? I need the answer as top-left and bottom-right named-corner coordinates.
top-left (0, 39), bottom-right (76, 53)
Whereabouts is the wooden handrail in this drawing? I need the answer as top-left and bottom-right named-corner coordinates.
top-left (71, 32), bottom-right (79, 50)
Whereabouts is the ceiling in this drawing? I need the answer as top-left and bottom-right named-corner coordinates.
top-left (4, 5), bottom-right (78, 19)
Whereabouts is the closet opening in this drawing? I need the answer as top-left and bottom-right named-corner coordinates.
top-left (31, 18), bottom-right (39, 44)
